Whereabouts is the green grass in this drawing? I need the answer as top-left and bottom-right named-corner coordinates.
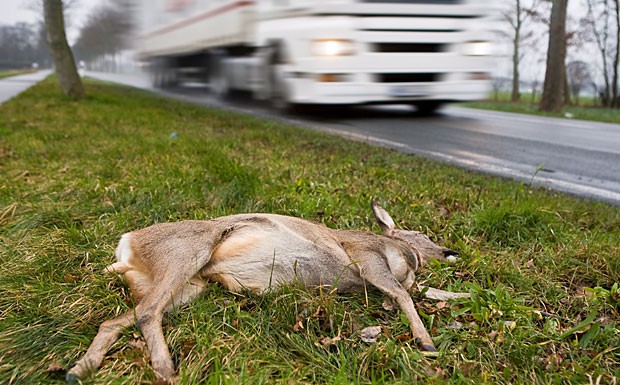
top-left (1, 78), bottom-right (619, 385)
top-left (464, 92), bottom-right (620, 124)
top-left (0, 69), bottom-right (37, 79)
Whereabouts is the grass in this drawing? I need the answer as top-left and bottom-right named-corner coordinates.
top-left (1, 78), bottom-right (619, 385)
top-left (464, 91), bottom-right (620, 124)
top-left (0, 69), bottom-right (37, 79)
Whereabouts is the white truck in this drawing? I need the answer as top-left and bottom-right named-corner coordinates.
top-left (136, 0), bottom-right (494, 113)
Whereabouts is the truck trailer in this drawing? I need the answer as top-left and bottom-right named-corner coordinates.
top-left (136, 0), bottom-right (495, 112)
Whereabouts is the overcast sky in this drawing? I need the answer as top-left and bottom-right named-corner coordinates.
top-left (1, 0), bottom-right (105, 42)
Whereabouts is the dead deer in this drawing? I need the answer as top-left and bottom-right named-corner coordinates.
top-left (66, 201), bottom-right (469, 384)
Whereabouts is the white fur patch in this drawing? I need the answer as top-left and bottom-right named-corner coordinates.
top-left (446, 255), bottom-right (458, 263)
top-left (385, 246), bottom-right (409, 282)
top-left (115, 233), bottom-right (133, 264)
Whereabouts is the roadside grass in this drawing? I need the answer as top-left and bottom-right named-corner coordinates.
top-left (0, 69), bottom-right (37, 79)
top-left (464, 92), bottom-right (620, 124)
top-left (1, 78), bottom-right (619, 385)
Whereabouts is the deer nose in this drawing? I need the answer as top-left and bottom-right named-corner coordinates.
top-left (443, 249), bottom-right (459, 263)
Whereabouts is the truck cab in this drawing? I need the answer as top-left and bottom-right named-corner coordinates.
top-left (137, 0), bottom-right (495, 112)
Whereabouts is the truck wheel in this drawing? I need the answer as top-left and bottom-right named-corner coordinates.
top-left (211, 53), bottom-right (230, 98)
top-left (413, 101), bottom-right (443, 116)
top-left (150, 60), bottom-right (177, 89)
top-left (269, 64), bottom-right (291, 111)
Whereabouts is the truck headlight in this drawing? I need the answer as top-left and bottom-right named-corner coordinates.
top-left (462, 41), bottom-right (491, 56)
top-left (312, 39), bottom-right (356, 56)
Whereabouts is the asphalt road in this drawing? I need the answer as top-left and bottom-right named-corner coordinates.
top-left (83, 71), bottom-right (620, 205)
top-left (0, 70), bottom-right (52, 104)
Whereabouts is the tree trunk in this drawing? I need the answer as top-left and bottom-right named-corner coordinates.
top-left (613, 0), bottom-right (620, 107)
top-left (540, 0), bottom-right (568, 112)
top-left (43, 0), bottom-right (84, 98)
top-left (511, 0), bottom-right (522, 102)
top-left (586, 0), bottom-right (611, 106)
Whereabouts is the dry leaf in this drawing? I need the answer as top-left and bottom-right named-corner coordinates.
top-left (360, 326), bottom-right (382, 343)
top-left (525, 259), bottom-right (534, 268)
top-left (63, 274), bottom-right (80, 283)
top-left (292, 319), bottom-right (305, 332)
top-left (319, 335), bottom-right (341, 347)
top-left (446, 321), bottom-right (463, 330)
top-left (504, 321), bottom-right (517, 331)
top-left (382, 298), bottom-right (397, 311)
top-left (46, 361), bottom-right (64, 373)
top-left (128, 337), bottom-right (146, 351)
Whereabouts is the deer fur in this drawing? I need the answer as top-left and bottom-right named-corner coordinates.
top-left (66, 201), bottom-right (469, 384)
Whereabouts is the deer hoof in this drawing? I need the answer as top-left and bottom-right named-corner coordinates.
top-left (65, 372), bottom-right (79, 385)
top-left (422, 344), bottom-right (437, 352)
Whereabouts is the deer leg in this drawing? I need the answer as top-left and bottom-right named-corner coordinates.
top-left (66, 311), bottom-right (136, 383)
top-left (359, 264), bottom-right (436, 351)
top-left (135, 276), bottom-right (207, 383)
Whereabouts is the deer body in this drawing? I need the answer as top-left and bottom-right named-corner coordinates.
top-left (67, 203), bottom-right (468, 384)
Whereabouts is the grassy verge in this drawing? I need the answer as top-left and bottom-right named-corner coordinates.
top-left (464, 93), bottom-right (620, 124)
top-left (1, 78), bottom-right (618, 385)
top-left (0, 69), bottom-right (37, 79)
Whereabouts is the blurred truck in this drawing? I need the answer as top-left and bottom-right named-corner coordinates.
top-left (136, 0), bottom-right (494, 112)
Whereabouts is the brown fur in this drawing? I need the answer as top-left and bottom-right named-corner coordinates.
top-left (66, 202), bottom-right (469, 384)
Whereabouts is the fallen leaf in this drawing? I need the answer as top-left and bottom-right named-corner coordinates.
top-left (360, 326), bottom-right (382, 343)
top-left (46, 361), bottom-right (64, 373)
top-left (525, 259), bottom-right (534, 268)
top-left (382, 298), bottom-right (397, 311)
top-left (292, 319), bottom-right (305, 332)
top-left (446, 321), bottom-right (463, 330)
top-left (424, 366), bottom-right (449, 378)
top-left (319, 335), bottom-right (341, 347)
top-left (504, 321), bottom-right (517, 331)
top-left (128, 337), bottom-right (146, 351)
top-left (395, 332), bottom-right (412, 342)
top-left (63, 274), bottom-right (80, 283)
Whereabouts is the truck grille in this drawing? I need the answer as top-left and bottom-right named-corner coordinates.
top-left (377, 73), bottom-right (439, 83)
top-left (373, 43), bottom-right (446, 53)
top-left (360, 0), bottom-right (464, 4)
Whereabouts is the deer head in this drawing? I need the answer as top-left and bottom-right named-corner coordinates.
top-left (371, 200), bottom-right (459, 265)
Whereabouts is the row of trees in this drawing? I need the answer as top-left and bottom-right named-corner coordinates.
top-left (72, 0), bottom-right (133, 70)
top-left (503, 0), bottom-right (620, 109)
top-left (0, 22), bottom-right (50, 69)
top-left (0, 0), bottom-right (134, 98)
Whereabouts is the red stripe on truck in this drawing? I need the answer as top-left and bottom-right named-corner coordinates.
top-left (143, 1), bottom-right (256, 38)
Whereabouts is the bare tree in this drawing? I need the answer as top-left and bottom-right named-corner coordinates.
top-left (540, 0), bottom-right (568, 112)
top-left (73, 0), bottom-right (134, 70)
top-left (566, 60), bottom-right (591, 105)
top-left (584, 0), bottom-right (620, 107)
top-left (501, 0), bottom-right (543, 102)
top-left (43, 0), bottom-right (84, 98)
top-left (0, 23), bottom-right (47, 69)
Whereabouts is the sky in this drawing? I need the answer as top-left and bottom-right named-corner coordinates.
top-left (0, 0), bottom-right (106, 42)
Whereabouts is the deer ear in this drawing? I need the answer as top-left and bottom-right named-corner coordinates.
top-left (371, 200), bottom-right (396, 235)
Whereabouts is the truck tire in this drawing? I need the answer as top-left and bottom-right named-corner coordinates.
top-left (151, 59), bottom-right (177, 89)
top-left (413, 101), bottom-right (443, 116)
top-left (210, 52), bottom-right (230, 98)
top-left (269, 63), bottom-right (291, 111)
